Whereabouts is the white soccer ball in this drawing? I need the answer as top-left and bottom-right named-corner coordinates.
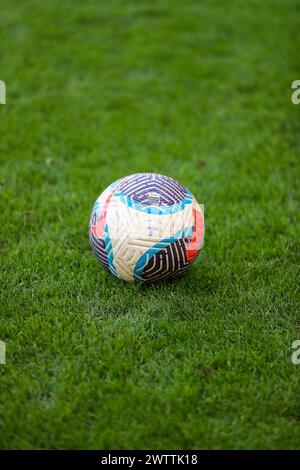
top-left (89, 173), bottom-right (204, 282)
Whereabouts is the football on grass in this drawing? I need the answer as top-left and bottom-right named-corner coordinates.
top-left (89, 173), bottom-right (205, 282)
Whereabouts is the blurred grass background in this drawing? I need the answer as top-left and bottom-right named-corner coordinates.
top-left (0, 0), bottom-right (300, 449)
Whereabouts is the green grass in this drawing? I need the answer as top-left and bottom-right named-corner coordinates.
top-left (0, 0), bottom-right (300, 450)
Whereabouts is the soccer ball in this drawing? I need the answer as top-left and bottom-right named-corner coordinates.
top-left (89, 173), bottom-right (204, 283)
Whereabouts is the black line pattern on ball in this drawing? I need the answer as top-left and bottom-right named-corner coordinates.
top-left (89, 229), bottom-right (111, 274)
top-left (139, 239), bottom-right (194, 283)
top-left (118, 173), bottom-right (188, 206)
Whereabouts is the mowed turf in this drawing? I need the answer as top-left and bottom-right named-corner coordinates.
top-left (0, 0), bottom-right (300, 450)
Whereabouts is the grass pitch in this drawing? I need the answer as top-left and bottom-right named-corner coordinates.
top-left (0, 0), bottom-right (300, 449)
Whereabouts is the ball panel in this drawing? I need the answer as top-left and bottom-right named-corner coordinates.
top-left (89, 225), bottom-right (117, 277)
top-left (185, 205), bottom-right (205, 262)
top-left (117, 173), bottom-right (189, 206)
top-left (137, 239), bottom-right (194, 283)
